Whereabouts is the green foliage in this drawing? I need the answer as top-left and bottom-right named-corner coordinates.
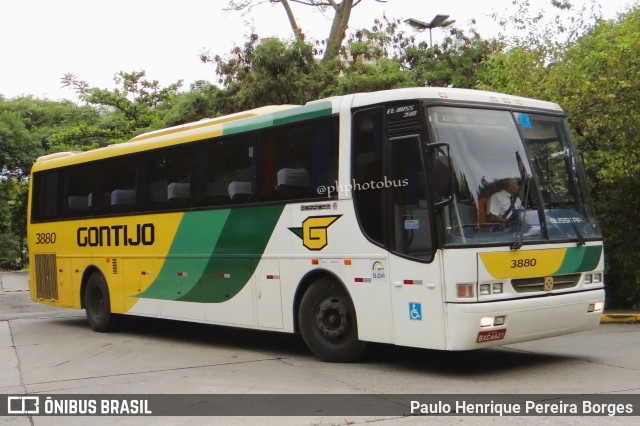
top-left (162, 81), bottom-right (224, 126)
top-left (205, 35), bottom-right (319, 112)
top-left (61, 70), bottom-right (183, 143)
top-left (0, 178), bottom-right (27, 264)
top-left (403, 29), bottom-right (501, 88)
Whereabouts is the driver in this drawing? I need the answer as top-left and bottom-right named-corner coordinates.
top-left (487, 178), bottom-right (521, 225)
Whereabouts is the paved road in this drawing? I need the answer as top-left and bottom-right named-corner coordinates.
top-left (1, 271), bottom-right (639, 425)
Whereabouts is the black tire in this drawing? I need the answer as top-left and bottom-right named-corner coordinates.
top-left (84, 272), bottom-right (118, 332)
top-left (298, 277), bottom-right (366, 362)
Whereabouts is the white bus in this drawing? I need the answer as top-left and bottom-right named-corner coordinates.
top-left (28, 87), bottom-right (605, 362)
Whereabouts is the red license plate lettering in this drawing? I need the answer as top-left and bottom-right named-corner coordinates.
top-left (477, 329), bottom-right (507, 343)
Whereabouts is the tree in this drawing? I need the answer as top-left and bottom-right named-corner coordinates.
top-left (225, 0), bottom-right (387, 62)
top-left (204, 35), bottom-right (320, 112)
top-left (61, 71), bottom-right (183, 144)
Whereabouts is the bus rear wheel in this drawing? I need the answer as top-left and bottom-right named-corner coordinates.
top-left (299, 277), bottom-right (366, 362)
top-left (84, 272), bottom-right (118, 332)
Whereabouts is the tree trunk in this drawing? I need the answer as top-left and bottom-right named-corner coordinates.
top-left (322, 0), bottom-right (354, 62)
top-left (280, 0), bottom-right (303, 41)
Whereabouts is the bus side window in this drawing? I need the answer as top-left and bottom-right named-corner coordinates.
top-left (194, 136), bottom-right (255, 207)
top-left (140, 146), bottom-right (192, 211)
top-left (352, 108), bottom-right (385, 246)
top-left (259, 117), bottom-right (338, 202)
top-left (62, 164), bottom-right (94, 218)
top-left (31, 172), bottom-right (59, 222)
top-left (95, 156), bottom-right (138, 214)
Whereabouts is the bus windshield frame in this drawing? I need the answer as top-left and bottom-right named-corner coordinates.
top-left (426, 105), bottom-right (602, 247)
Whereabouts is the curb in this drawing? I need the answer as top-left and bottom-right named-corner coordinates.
top-left (601, 313), bottom-right (640, 324)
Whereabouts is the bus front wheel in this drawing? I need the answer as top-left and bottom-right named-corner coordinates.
top-left (298, 277), bottom-right (366, 362)
top-left (84, 272), bottom-right (118, 332)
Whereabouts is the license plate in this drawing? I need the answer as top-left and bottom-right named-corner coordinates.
top-left (477, 329), bottom-right (507, 343)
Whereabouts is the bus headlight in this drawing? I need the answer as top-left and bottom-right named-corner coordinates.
top-left (479, 282), bottom-right (503, 296)
top-left (480, 316), bottom-right (506, 327)
top-left (584, 272), bottom-right (603, 285)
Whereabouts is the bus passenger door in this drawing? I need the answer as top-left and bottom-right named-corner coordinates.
top-left (386, 131), bottom-right (445, 349)
top-left (389, 255), bottom-right (445, 349)
top-left (254, 259), bottom-right (283, 329)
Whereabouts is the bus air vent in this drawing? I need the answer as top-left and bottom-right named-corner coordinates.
top-left (35, 254), bottom-right (58, 300)
top-left (511, 273), bottom-right (580, 293)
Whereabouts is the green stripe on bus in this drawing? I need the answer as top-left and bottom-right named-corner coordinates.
top-left (137, 209), bottom-right (231, 300)
top-left (223, 102), bottom-right (333, 135)
top-left (178, 205), bottom-right (284, 302)
top-left (555, 245), bottom-right (602, 275)
top-left (138, 205), bottom-right (285, 302)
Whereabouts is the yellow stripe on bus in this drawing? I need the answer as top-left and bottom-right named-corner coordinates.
top-left (479, 249), bottom-right (567, 279)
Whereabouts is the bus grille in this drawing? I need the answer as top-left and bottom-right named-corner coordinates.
top-left (511, 273), bottom-right (581, 293)
top-left (35, 254), bottom-right (58, 300)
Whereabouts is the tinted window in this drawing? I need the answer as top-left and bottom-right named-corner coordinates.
top-left (352, 108), bottom-right (385, 245)
top-left (260, 117), bottom-right (338, 201)
top-left (195, 136), bottom-right (255, 206)
top-left (140, 146), bottom-right (192, 210)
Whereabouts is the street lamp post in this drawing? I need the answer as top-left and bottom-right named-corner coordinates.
top-left (404, 14), bottom-right (456, 46)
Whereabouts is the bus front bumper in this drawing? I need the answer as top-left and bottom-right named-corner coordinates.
top-left (445, 288), bottom-right (605, 350)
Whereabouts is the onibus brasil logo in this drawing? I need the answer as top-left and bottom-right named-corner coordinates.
top-left (289, 215), bottom-right (341, 250)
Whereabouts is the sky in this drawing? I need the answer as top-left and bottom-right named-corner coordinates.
top-left (0, 0), bottom-right (636, 101)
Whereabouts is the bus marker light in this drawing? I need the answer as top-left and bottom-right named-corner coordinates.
top-left (457, 283), bottom-right (474, 298)
top-left (311, 259), bottom-right (319, 265)
top-left (218, 273), bottom-right (231, 279)
top-left (492, 283), bottom-right (503, 294)
top-left (480, 284), bottom-right (491, 295)
top-left (266, 275), bottom-right (279, 280)
top-left (177, 272), bottom-right (188, 277)
top-left (355, 278), bottom-right (371, 283)
top-left (344, 259), bottom-right (352, 265)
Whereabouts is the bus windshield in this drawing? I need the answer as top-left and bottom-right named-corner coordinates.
top-left (427, 106), bottom-right (602, 246)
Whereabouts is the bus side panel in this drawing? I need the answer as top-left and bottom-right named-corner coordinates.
top-left (272, 201), bottom-right (395, 344)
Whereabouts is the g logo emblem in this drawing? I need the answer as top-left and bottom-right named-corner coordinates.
top-left (289, 215), bottom-right (341, 251)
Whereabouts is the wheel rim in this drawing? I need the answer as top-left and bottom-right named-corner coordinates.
top-left (314, 296), bottom-right (349, 341)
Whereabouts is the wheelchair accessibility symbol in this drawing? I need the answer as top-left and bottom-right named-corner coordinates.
top-left (409, 302), bottom-right (422, 320)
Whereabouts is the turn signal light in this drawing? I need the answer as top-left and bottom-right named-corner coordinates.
top-left (457, 283), bottom-right (475, 298)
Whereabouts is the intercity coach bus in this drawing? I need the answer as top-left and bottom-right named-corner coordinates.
top-left (28, 87), bottom-right (605, 362)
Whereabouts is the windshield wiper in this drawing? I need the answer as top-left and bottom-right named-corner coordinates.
top-left (511, 173), bottom-right (530, 250)
top-left (533, 155), bottom-right (586, 247)
top-left (511, 152), bottom-right (530, 250)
